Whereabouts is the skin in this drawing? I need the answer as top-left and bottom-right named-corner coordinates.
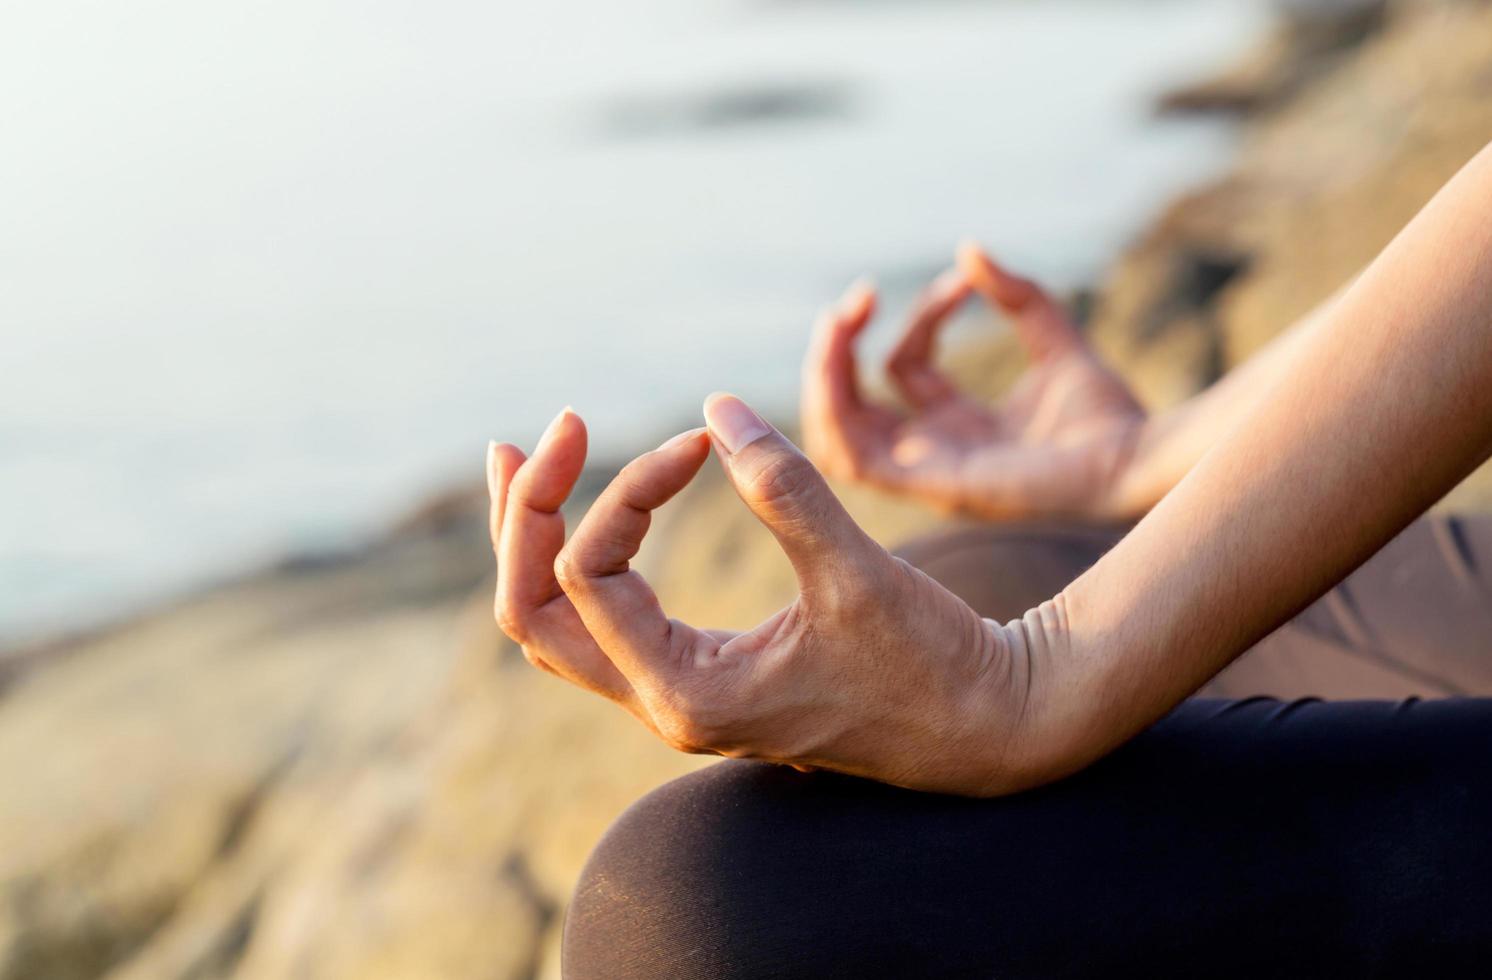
top-left (801, 255), bottom-right (1147, 522)
top-left (1108, 284), bottom-right (1347, 518)
top-left (802, 244), bottom-right (1346, 525)
top-left (490, 402), bottom-right (1022, 793)
top-left (491, 140), bottom-right (1492, 797)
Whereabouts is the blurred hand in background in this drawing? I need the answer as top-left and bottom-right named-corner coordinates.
top-left (801, 243), bottom-right (1147, 522)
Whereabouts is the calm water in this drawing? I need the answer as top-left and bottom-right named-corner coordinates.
top-left (1, 0), bottom-right (1265, 643)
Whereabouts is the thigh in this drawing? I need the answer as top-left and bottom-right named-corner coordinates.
top-left (897, 515), bottom-right (1492, 699)
top-left (1206, 515), bottom-right (1492, 698)
top-left (892, 522), bottom-right (1126, 626)
top-left (564, 698), bottom-right (1492, 979)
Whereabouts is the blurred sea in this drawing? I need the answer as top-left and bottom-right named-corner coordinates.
top-left (1, 0), bottom-right (1267, 643)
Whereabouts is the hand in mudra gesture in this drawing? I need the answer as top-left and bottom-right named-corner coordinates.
top-left (802, 243), bottom-right (1146, 520)
top-left (487, 395), bottom-right (1053, 797)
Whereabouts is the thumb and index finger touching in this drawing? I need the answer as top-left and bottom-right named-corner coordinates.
top-left (495, 247), bottom-right (1076, 681)
top-left (540, 391), bottom-right (873, 687)
top-left (704, 393), bottom-right (880, 597)
top-left (883, 241), bottom-right (1082, 412)
top-left (956, 240), bottom-right (1082, 362)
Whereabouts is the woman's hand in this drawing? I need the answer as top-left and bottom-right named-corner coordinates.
top-left (802, 243), bottom-right (1147, 521)
top-left (487, 395), bottom-right (1055, 796)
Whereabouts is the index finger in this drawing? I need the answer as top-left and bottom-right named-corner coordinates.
top-left (800, 280), bottom-right (888, 471)
top-left (495, 411), bottom-right (643, 708)
top-left (957, 241), bottom-right (1080, 361)
top-left (802, 279), bottom-right (877, 420)
top-left (555, 428), bottom-right (715, 686)
top-left (885, 268), bottom-right (971, 408)
top-left (486, 440), bottom-right (526, 561)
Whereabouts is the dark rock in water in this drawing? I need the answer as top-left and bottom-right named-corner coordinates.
top-left (596, 78), bottom-right (858, 139)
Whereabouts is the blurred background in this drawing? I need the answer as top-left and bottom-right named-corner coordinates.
top-left (5, 0), bottom-right (1492, 977)
top-left (4, 0), bottom-right (1263, 642)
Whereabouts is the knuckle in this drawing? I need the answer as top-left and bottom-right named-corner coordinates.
top-left (494, 601), bottom-right (529, 644)
top-left (617, 454), bottom-right (652, 485)
top-left (750, 454), bottom-right (815, 514)
top-left (552, 547), bottom-right (585, 592)
top-left (656, 711), bottom-right (706, 753)
top-left (659, 732), bottom-right (699, 755)
top-left (655, 713), bottom-right (702, 754)
top-left (655, 696), bottom-right (735, 755)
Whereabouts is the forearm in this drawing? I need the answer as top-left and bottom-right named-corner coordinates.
top-left (1110, 288), bottom-right (1346, 516)
top-left (1025, 142), bottom-right (1492, 779)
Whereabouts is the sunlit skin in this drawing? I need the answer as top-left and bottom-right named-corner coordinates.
top-left (801, 244), bottom-right (1147, 522)
top-left (489, 399), bottom-right (1030, 794)
top-left (490, 140), bottom-right (1492, 796)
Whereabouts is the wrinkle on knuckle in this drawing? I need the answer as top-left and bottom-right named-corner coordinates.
top-left (494, 603), bottom-right (529, 645)
top-left (655, 693), bottom-right (738, 756)
top-left (655, 714), bottom-right (700, 754)
top-left (666, 710), bottom-right (708, 753)
top-left (750, 454), bottom-right (814, 515)
top-left (618, 456), bottom-right (655, 491)
top-left (552, 548), bottom-right (587, 593)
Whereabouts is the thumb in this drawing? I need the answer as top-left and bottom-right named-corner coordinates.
top-left (703, 393), bottom-right (876, 590)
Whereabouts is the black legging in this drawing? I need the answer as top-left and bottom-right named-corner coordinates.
top-left (563, 516), bottom-right (1492, 978)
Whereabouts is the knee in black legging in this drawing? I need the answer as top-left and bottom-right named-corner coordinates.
top-left (563, 702), bottom-right (1492, 979)
top-left (561, 759), bottom-right (1036, 980)
top-left (562, 761), bottom-right (789, 980)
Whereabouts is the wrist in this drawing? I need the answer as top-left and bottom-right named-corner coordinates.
top-left (963, 595), bottom-right (1085, 796)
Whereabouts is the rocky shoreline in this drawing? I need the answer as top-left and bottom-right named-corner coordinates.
top-left (6, 2), bottom-right (1492, 977)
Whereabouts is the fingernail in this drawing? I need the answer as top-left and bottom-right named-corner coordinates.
top-left (703, 393), bottom-right (772, 455)
top-left (537, 406), bottom-right (573, 451)
top-left (957, 241), bottom-right (1003, 293)
top-left (486, 441), bottom-right (499, 494)
top-left (840, 276), bottom-right (875, 315)
top-left (658, 426), bottom-right (707, 451)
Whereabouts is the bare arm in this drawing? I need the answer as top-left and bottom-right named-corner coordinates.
top-left (1108, 283), bottom-right (1348, 517)
top-left (489, 143), bottom-right (1492, 800)
top-left (1017, 142), bottom-right (1492, 779)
